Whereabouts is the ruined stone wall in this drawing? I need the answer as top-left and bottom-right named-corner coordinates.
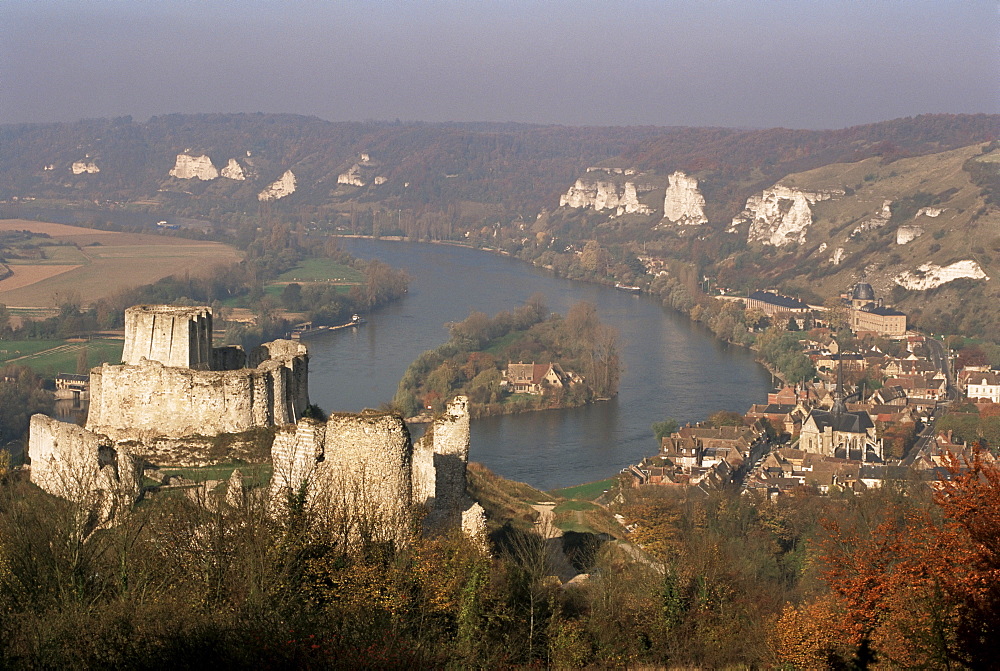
top-left (88, 361), bottom-right (288, 441)
top-left (251, 340), bottom-right (309, 419)
top-left (212, 345), bottom-right (247, 371)
top-left (318, 411), bottom-right (414, 544)
top-left (28, 415), bottom-right (141, 518)
top-left (270, 418), bottom-right (326, 505)
top-left (122, 305), bottom-right (213, 369)
top-left (412, 430), bottom-right (436, 509)
top-left (87, 339), bottom-right (308, 443)
top-left (413, 397), bottom-right (472, 532)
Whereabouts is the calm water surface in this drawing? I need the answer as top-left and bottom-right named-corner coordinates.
top-left (308, 239), bottom-right (772, 490)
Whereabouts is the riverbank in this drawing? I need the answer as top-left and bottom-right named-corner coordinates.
top-left (313, 237), bottom-right (772, 489)
top-left (393, 298), bottom-right (620, 420)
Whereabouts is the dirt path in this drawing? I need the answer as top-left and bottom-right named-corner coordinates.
top-left (531, 502), bottom-right (562, 539)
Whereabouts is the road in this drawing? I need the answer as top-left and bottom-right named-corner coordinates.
top-left (902, 334), bottom-right (957, 465)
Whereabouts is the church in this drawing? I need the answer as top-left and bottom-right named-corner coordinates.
top-left (799, 355), bottom-right (883, 462)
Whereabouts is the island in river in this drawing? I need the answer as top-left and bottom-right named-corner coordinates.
top-left (394, 296), bottom-right (620, 419)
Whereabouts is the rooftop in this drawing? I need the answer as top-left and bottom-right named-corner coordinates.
top-left (747, 290), bottom-right (809, 310)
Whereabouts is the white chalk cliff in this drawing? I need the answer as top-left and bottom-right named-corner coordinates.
top-left (71, 160), bottom-right (100, 174)
top-left (169, 154), bottom-right (219, 180)
top-left (733, 184), bottom-right (844, 247)
top-left (617, 182), bottom-right (654, 215)
top-left (337, 153), bottom-right (375, 187)
top-left (220, 158), bottom-right (246, 181)
top-left (896, 225), bottom-right (924, 245)
top-left (850, 200), bottom-right (892, 238)
top-left (560, 176), bottom-right (654, 215)
top-left (337, 165), bottom-right (366, 187)
top-left (258, 170), bottom-right (296, 201)
top-left (894, 260), bottom-right (990, 290)
top-left (662, 171), bottom-right (707, 225)
top-left (560, 178), bottom-right (618, 210)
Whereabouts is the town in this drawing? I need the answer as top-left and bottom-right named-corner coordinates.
top-left (625, 280), bottom-right (996, 495)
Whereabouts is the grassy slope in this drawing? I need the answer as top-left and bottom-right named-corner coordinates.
top-left (467, 463), bottom-right (623, 536)
top-left (759, 143), bottom-right (999, 334)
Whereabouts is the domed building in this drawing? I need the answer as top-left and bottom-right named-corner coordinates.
top-left (848, 282), bottom-right (907, 337)
top-left (850, 282), bottom-right (876, 308)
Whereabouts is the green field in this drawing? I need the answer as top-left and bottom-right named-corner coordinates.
top-left (549, 477), bottom-right (618, 501)
top-left (215, 258), bottom-right (365, 308)
top-left (553, 500), bottom-right (599, 514)
top-left (6, 243), bottom-right (89, 265)
top-left (159, 462), bottom-right (273, 488)
top-left (0, 338), bottom-right (123, 376)
top-left (276, 258), bottom-right (364, 284)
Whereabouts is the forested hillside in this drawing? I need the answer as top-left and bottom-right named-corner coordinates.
top-left (2, 113), bottom-right (996, 222)
top-left (2, 113), bottom-right (998, 339)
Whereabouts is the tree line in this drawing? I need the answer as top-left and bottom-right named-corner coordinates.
top-left (393, 296), bottom-right (620, 418)
top-left (0, 446), bottom-right (995, 667)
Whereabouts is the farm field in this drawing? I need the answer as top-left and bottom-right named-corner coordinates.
top-left (221, 257), bottom-right (363, 306)
top-left (0, 338), bottom-right (124, 377)
top-left (275, 258), bottom-right (364, 284)
top-left (0, 219), bottom-right (241, 307)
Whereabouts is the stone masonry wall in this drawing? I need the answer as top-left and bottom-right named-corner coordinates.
top-left (122, 305), bottom-right (213, 369)
top-left (413, 397), bottom-right (471, 531)
top-left (28, 415), bottom-right (141, 520)
top-left (87, 339), bottom-right (308, 443)
top-left (270, 418), bottom-right (326, 506)
top-left (319, 411), bottom-right (414, 544)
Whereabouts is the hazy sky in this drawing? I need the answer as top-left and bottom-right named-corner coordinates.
top-left (3, 0), bottom-right (998, 129)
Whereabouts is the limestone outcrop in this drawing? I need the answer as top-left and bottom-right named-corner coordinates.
top-left (258, 170), bottom-right (296, 201)
top-left (337, 164), bottom-right (366, 187)
top-left (169, 154), bottom-right (219, 180)
top-left (732, 184), bottom-right (844, 246)
top-left (896, 224), bottom-right (924, 245)
top-left (662, 171), bottom-right (707, 225)
top-left (220, 158), bottom-right (246, 180)
top-left (894, 260), bottom-right (991, 290)
top-left (71, 160), bottom-right (100, 174)
top-left (850, 200), bottom-right (892, 238)
top-left (337, 153), bottom-right (384, 187)
top-left (169, 153), bottom-right (246, 180)
top-left (559, 176), bottom-right (655, 215)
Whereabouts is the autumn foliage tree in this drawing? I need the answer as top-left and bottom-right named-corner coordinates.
top-left (776, 450), bottom-right (1000, 667)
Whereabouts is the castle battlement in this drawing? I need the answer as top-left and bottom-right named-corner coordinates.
top-left (28, 305), bottom-right (483, 543)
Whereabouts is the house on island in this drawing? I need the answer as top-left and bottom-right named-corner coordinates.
top-left (503, 362), bottom-right (578, 395)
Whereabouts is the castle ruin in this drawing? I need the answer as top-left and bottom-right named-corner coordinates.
top-left (28, 305), bottom-right (484, 540)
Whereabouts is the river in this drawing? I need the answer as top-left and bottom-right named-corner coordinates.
top-left (307, 238), bottom-right (772, 490)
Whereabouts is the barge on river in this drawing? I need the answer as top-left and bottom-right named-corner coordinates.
top-left (290, 314), bottom-right (365, 340)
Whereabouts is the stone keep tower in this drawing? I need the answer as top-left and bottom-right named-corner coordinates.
top-left (122, 305), bottom-right (213, 370)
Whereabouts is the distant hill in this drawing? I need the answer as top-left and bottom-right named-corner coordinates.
top-left (1, 112), bottom-right (998, 338)
top-left (1, 113), bottom-right (995, 219)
